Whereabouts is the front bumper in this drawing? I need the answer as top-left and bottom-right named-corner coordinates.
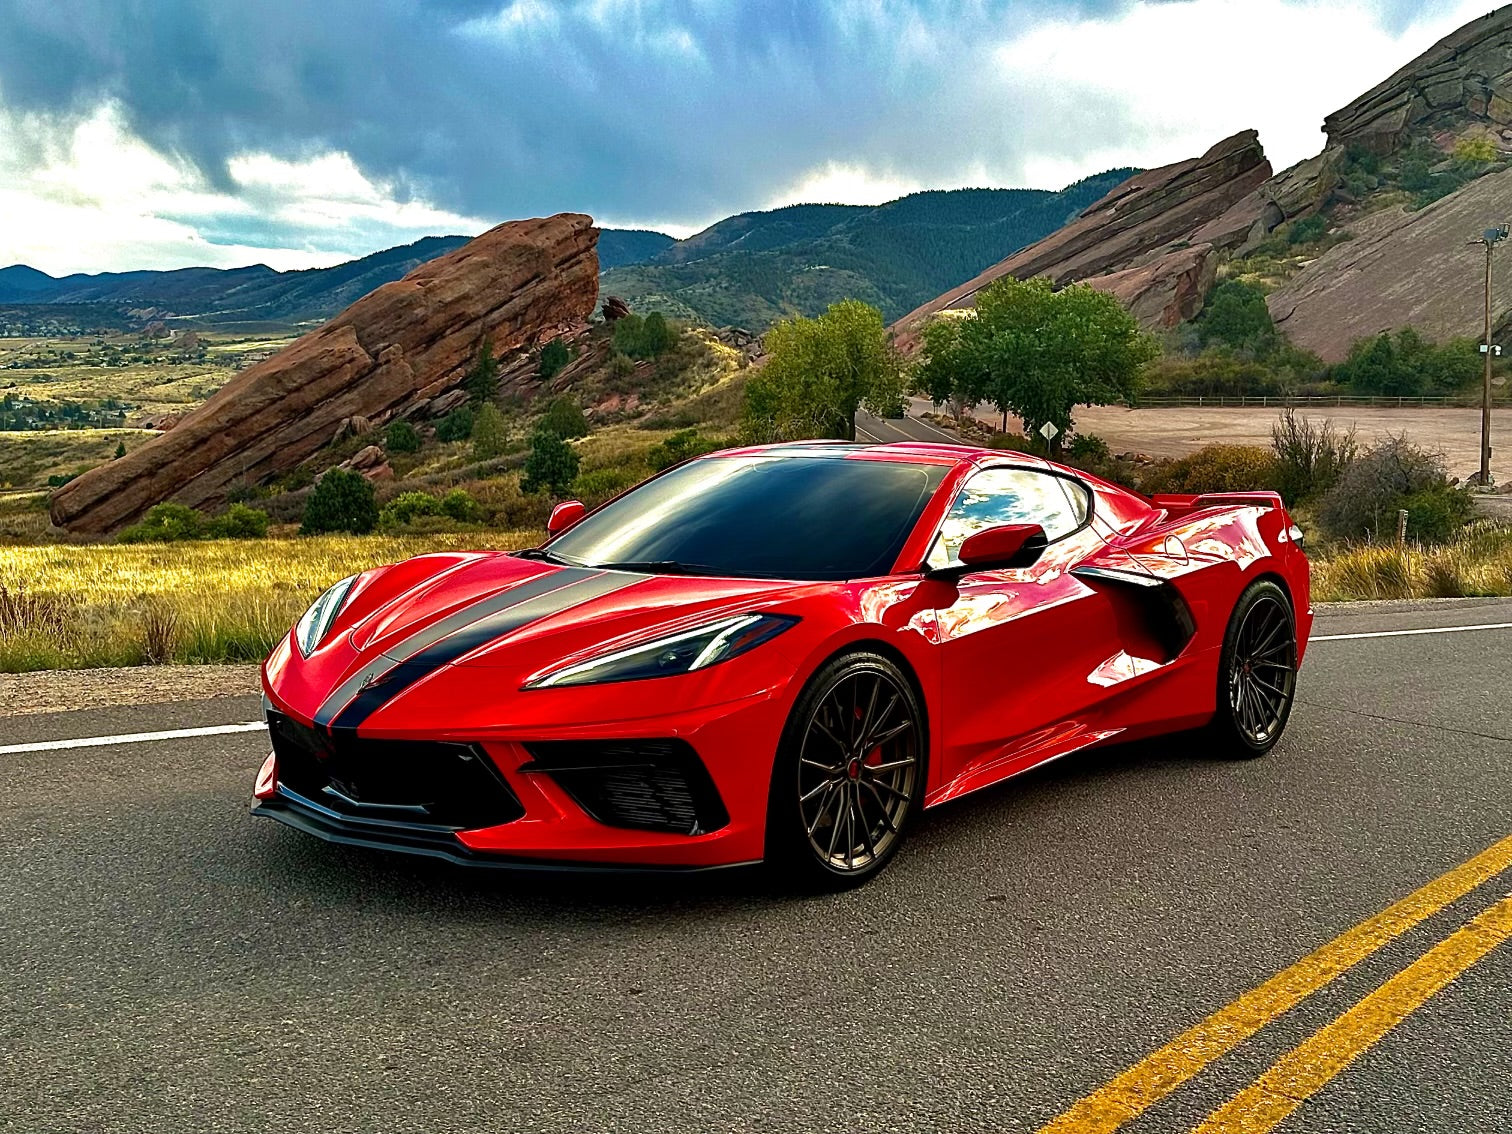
top-left (252, 685), bottom-right (787, 869)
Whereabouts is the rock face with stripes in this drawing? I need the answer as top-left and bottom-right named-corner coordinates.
top-left (50, 213), bottom-right (599, 533)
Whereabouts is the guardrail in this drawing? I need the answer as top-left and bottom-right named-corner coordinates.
top-left (1133, 395), bottom-right (1490, 408)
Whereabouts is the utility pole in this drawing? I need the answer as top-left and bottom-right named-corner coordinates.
top-left (1470, 225), bottom-right (1508, 486)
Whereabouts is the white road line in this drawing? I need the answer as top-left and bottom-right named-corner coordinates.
top-left (904, 414), bottom-right (962, 443)
top-left (0, 721), bottom-right (268, 755)
top-left (855, 422), bottom-right (882, 442)
top-left (1312, 621), bottom-right (1512, 643)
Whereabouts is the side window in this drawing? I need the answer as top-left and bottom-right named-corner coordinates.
top-left (927, 467), bottom-right (1090, 568)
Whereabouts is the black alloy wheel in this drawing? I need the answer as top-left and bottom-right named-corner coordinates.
top-left (1209, 579), bottom-right (1298, 757)
top-left (768, 650), bottom-right (924, 888)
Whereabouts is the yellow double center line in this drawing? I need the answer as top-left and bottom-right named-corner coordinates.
top-left (1038, 833), bottom-right (1512, 1133)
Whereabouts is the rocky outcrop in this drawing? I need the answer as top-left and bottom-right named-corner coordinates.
top-left (891, 131), bottom-right (1272, 349)
top-left (51, 214), bottom-right (599, 532)
top-left (1267, 165), bottom-right (1512, 361)
top-left (1324, 7), bottom-right (1512, 155)
top-left (1086, 243), bottom-right (1219, 329)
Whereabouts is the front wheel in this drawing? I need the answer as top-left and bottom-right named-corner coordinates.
top-left (1206, 579), bottom-right (1298, 758)
top-left (766, 650), bottom-right (925, 889)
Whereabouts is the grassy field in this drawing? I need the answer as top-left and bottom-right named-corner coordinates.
top-left (0, 531), bottom-right (542, 672)
top-left (0, 429), bottom-right (160, 491)
top-left (3, 523), bottom-right (1512, 672)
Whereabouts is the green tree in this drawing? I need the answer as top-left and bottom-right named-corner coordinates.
top-left (539, 338), bottom-right (571, 380)
top-left (384, 420), bottom-right (421, 453)
top-left (1335, 329), bottom-right (1481, 396)
top-left (300, 468), bottom-right (378, 535)
top-left (471, 402), bottom-right (510, 460)
top-left (465, 338), bottom-right (499, 407)
top-left (114, 441), bottom-right (126, 459)
top-left (539, 396), bottom-right (590, 439)
top-left (612, 314), bottom-right (648, 358)
top-left (1197, 280), bottom-right (1277, 354)
top-left (914, 277), bottom-right (1157, 448)
top-left (642, 311), bottom-right (678, 355)
top-left (434, 405), bottom-right (474, 442)
top-left (522, 429), bottom-right (581, 495)
top-left (742, 299), bottom-right (904, 441)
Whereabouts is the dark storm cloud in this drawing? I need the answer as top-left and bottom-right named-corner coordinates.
top-left (0, 0), bottom-right (1158, 227)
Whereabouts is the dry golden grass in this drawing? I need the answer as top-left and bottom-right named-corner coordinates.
top-left (0, 530), bottom-right (542, 672)
top-left (1309, 524), bottom-right (1512, 601)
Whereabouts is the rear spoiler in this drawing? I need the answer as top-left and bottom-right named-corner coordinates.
top-left (1149, 491), bottom-right (1284, 518)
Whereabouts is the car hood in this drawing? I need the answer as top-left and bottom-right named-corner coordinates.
top-left (294, 552), bottom-right (814, 730)
top-left (344, 554), bottom-right (798, 663)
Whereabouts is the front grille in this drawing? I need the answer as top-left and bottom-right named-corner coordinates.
top-left (267, 710), bottom-right (524, 831)
top-left (523, 739), bottom-right (730, 836)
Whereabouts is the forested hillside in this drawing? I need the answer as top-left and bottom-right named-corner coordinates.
top-left (599, 169), bottom-right (1138, 329)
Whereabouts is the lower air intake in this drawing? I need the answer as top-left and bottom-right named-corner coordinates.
top-left (267, 710), bottom-right (524, 831)
top-left (523, 739), bottom-right (730, 836)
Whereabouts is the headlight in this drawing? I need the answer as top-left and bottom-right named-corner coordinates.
top-left (293, 575), bottom-right (356, 657)
top-left (524, 613), bottom-right (798, 689)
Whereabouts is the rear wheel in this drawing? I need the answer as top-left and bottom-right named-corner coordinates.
top-left (766, 650), bottom-right (924, 889)
top-left (1206, 579), bottom-right (1298, 758)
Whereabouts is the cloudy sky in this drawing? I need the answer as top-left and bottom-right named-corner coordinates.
top-left (0, 0), bottom-right (1496, 275)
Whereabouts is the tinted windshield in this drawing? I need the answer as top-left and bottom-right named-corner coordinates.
top-left (543, 454), bottom-right (950, 580)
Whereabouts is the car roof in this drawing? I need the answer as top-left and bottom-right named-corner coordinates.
top-left (710, 439), bottom-right (1052, 470)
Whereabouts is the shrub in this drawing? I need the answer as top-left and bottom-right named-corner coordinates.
top-left (647, 429), bottom-right (726, 471)
top-left (1318, 435), bottom-right (1467, 543)
top-left (471, 402), bottom-right (510, 461)
top-left (301, 468), bottom-right (378, 535)
top-left (118, 503), bottom-right (206, 543)
top-left (435, 405), bottom-right (474, 443)
top-left (1454, 136), bottom-right (1498, 165)
top-left (522, 429), bottom-right (581, 495)
top-left (1141, 445), bottom-right (1281, 495)
top-left (379, 491), bottom-right (443, 528)
top-left (1400, 487), bottom-right (1475, 544)
top-left (987, 432), bottom-right (1040, 453)
top-left (206, 503), bottom-right (270, 540)
top-left (539, 338), bottom-right (571, 380)
top-left (385, 420), bottom-right (421, 453)
top-left (1197, 280), bottom-right (1277, 355)
top-left (539, 396), bottom-right (590, 440)
top-left (610, 352), bottom-right (636, 379)
top-left (570, 466), bottom-right (638, 507)
top-left (1288, 214), bottom-right (1331, 245)
top-left (612, 312), bottom-right (678, 360)
top-left (439, 488), bottom-right (483, 523)
top-left (465, 339), bottom-right (499, 407)
top-left (1270, 409), bottom-right (1356, 505)
top-left (1067, 433), bottom-right (1110, 462)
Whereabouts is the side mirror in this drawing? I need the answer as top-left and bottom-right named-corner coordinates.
top-left (935, 523), bottom-right (1047, 578)
top-left (546, 500), bottom-right (587, 536)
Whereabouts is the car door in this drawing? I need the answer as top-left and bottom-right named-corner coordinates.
top-left (926, 466), bottom-right (1122, 799)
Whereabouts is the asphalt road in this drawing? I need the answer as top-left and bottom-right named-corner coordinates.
top-left (4, 599), bottom-right (1512, 1133)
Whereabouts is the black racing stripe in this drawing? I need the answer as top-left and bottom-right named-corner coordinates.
top-left (313, 567), bottom-right (595, 727)
top-left (327, 571), bottom-right (634, 731)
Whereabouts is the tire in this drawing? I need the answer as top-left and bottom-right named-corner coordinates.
top-left (765, 649), bottom-right (926, 890)
top-left (1204, 578), bottom-right (1298, 759)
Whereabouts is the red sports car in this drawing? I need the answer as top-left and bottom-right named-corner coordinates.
top-left (254, 440), bottom-right (1310, 887)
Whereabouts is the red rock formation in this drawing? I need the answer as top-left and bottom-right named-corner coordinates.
top-left (1268, 166), bottom-right (1512, 361)
top-left (891, 131), bottom-right (1271, 350)
top-left (51, 214), bottom-right (599, 532)
top-left (1324, 8), bottom-right (1512, 155)
top-left (1086, 244), bottom-right (1219, 329)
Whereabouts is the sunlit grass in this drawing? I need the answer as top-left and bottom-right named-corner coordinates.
top-left (0, 530), bottom-right (542, 672)
top-left (1309, 523), bottom-right (1512, 601)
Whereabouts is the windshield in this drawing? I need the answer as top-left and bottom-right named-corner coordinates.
top-left (542, 454), bottom-right (950, 580)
